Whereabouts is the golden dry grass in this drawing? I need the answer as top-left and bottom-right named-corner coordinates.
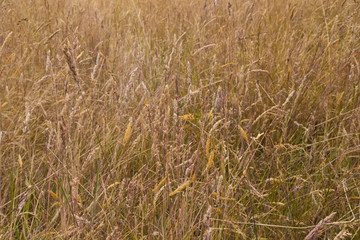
top-left (0, 0), bottom-right (360, 239)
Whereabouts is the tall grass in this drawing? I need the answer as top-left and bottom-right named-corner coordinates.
top-left (0, 0), bottom-right (359, 239)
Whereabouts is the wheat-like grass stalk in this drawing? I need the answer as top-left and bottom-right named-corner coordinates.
top-left (152, 175), bottom-right (167, 193)
top-left (206, 151), bottom-right (214, 170)
top-left (169, 174), bottom-right (196, 197)
top-left (123, 117), bottom-right (132, 145)
top-left (238, 125), bottom-right (248, 142)
top-left (304, 212), bottom-right (337, 240)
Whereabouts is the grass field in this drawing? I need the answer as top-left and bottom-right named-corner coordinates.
top-left (0, 0), bottom-right (360, 239)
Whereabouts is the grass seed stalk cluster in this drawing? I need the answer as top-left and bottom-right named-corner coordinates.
top-left (0, 0), bottom-right (360, 239)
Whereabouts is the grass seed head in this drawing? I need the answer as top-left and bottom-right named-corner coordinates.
top-left (123, 117), bottom-right (133, 145)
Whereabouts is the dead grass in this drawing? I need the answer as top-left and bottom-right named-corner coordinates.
top-left (0, 0), bottom-right (359, 239)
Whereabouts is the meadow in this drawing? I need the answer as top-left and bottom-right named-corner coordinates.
top-left (0, 0), bottom-right (360, 239)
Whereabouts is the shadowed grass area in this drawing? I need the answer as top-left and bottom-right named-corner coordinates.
top-left (0, 0), bottom-right (359, 239)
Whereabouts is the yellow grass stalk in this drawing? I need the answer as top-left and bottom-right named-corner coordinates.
top-left (179, 114), bottom-right (194, 120)
top-left (48, 190), bottom-right (59, 201)
top-left (51, 202), bottom-right (60, 208)
top-left (239, 125), bottom-right (248, 142)
top-left (18, 154), bottom-right (23, 168)
top-left (77, 194), bottom-right (82, 204)
top-left (265, 178), bottom-right (283, 184)
top-left (206, 151), bottom-right (214, 170)
top-left (272, 202), bottom-right (285, 206)
top-left (207, 109), bottom-right (213, 119)
top-left (6, 53), bottom-right (14, 63)
top-left (152, 176), bottom-right (167, 193)
top-left (76, 51), bottom-right (84, 60)
top-left (123, 118), bottom-right (132, 145)
top-left (212, 192), bottom-right (236, 201)
top-left (169, 174), bottom-right (196, 197)
top-left (106, 182), bottom-right (121, 190)
top-left (219, 196), bottom-right (236, 201)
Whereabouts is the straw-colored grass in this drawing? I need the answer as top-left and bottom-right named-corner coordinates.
top-left (0, 0), bottom-right (359, 239)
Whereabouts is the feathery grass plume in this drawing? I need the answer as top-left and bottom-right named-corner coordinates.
top-left (238, 125), bottom-right (248, 142)
top-left (48, 190), bottom-right (59, 201)
top-left (153, 186), bottom-right (164, 205)
top-left (142, 81), bottom-right (149, 95)
top-left (214, 86), bottom-right (222, 114)
top-left (210, 55), bottom-right (216, 84)
top-left (255, 82), bottom-right (263, 105)
top-left (70, 176), bottom-right (80, 216)
top-left (74, 215), bottom-right (90, 225)
top-left (152, 175), bottom-right (167, 193)
top-left (185, 163), bottom-right (194, 178)
top-left (135, 81), bottom-right (149, 101)
top-left (348, 64), bottom-right (355, 81)
top-left (282, 89), bottom-right (295, 106)
top-left (17, 154), bottom-right (23, 168)
top-left (209, 118), bottom-right (224, 135)
top-left (118, 178), bottom-right (126, 201)
top-left (123, 117), bottom-right (132, 145)
top-left (126, 179), bottom-right (136, 208)
top-left (17, 185), bottom-right (31, 214)
top-left (63, 45), bottom-right (80, 83)
top-left (91, 52), bottom-right (101, 81)
top-left (169, 174), bottom-right (196, 197)
top-left (304, 212), bottom-right (336, 240)
top-left (22, 103), bottom-right (31, 133)
top-left (206, 151), bottom-right (214, 170)
top-left (203, 205), bottom-right (212, 228)
top-left (173, 99), bottom-right (178, 122)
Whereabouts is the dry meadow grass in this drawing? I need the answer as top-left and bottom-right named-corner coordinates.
top-left (0, 0), bottom-right (360, 239)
